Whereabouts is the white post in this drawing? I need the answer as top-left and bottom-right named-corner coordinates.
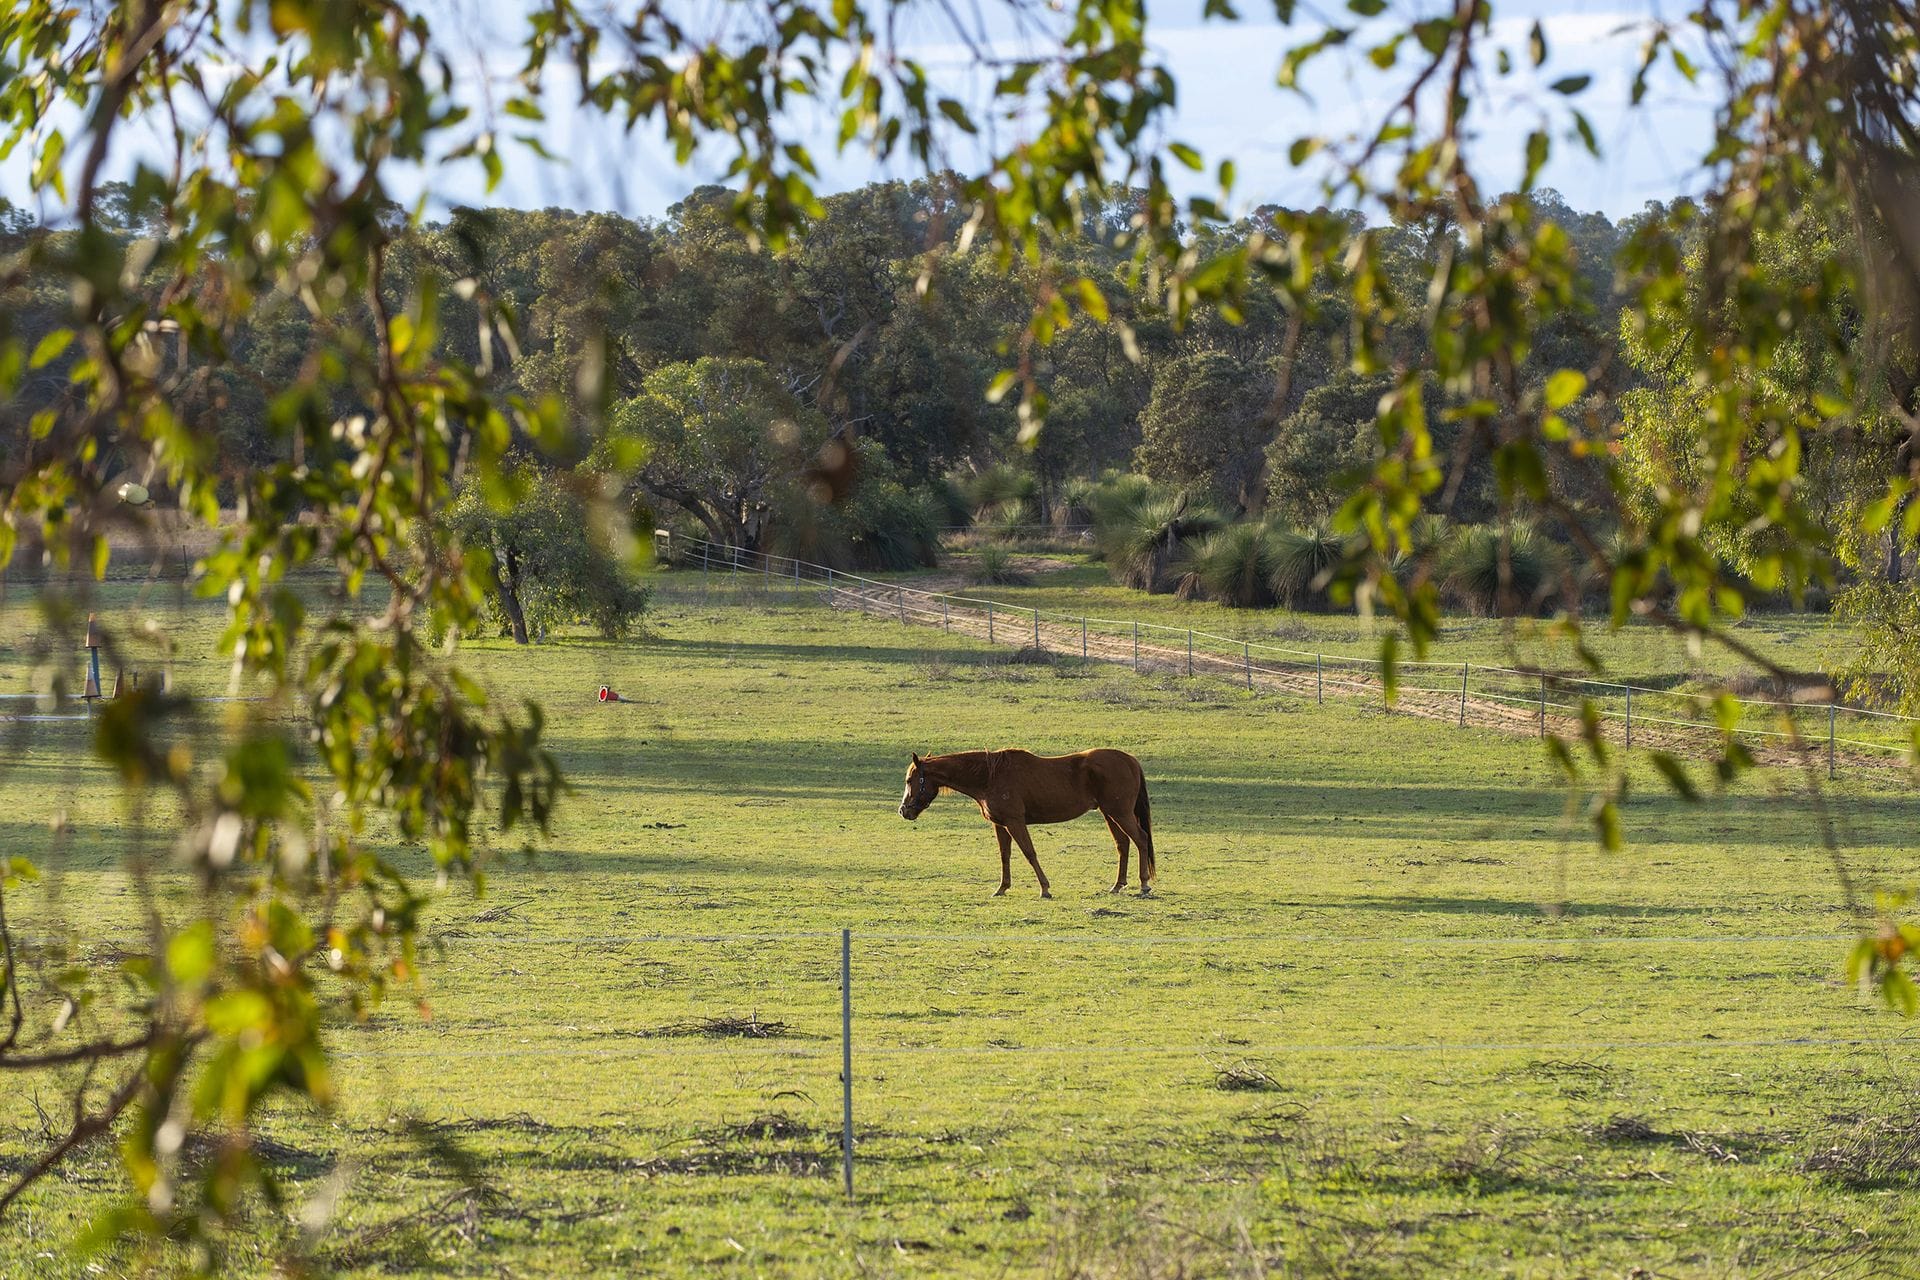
top-left (1132, 622), bottom-right (1139, 672)
top-left (840, 928), bottom-right (854, 1199)
top-left (1316, 653), bottom-right (1323, 704)
top-left (1082, 617), bottom-right (1087, 660)
top-left (1829, 703), bottom-right (1837, 779)
top-left (1625, 686), bottom-right (1633, 748)
top-left (1186, 630), bottom-right (1193, 676)
top-left (988, 604), bottom-right (994, 644)
top-left (1459, 662), bottom-right (1468, 728)
top-left (1032, 609), bottom-right (1040, 651)
top-left (1244, 641), bottom-right (1252, 689)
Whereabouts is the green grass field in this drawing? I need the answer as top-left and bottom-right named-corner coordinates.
top-left (3, 568), bottom-right (1919, 1277)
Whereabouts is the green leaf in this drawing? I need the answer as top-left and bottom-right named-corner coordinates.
top-left (1648, 752), bottom-right (1700, 801)
top-left (1550, 74), bottom-right (1592, 94)
top-left (1592, 799), bottom-right (1622, 851)
top-left (1346, 0), bottom-right (1386, 15)
top-left (1544, 369), bottom-right (1587, 409)
top-left (1168, 142), bottom-right (1204, 171)
top-left (1528, 20), bottom-right (1547, 66)
top-left (30, 330), bottom-right (73, 369)
top-left (167, 921), bottom-right (216, 987)
top-left (936, 99), bottom-right (977, 134)
top-left (1522, 130), bottom-right (1548, 191)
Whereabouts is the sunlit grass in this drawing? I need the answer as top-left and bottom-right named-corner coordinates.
top-left (1, 576), bottom-right (1916, 1277)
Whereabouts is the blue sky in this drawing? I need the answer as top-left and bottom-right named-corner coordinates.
top-left (7, 0), bottom-right (1715, 225)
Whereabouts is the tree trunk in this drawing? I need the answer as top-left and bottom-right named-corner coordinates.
top-left (1889, 489), bottom-right (1914, 584)
top-left (494, 541), bottom-right (531, 645)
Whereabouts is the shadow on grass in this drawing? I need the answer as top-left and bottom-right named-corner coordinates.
top-left (1323, 894), bottom-right (1711, 918)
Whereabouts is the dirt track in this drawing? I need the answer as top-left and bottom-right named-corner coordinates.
top-left (824, 579), bottom-right (1899, 776)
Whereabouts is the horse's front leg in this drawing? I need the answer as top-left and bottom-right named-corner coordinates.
top-left (1007, 822), bottom-right (1051, 899)
top-left (993, 824), bottom-right (1013, 897)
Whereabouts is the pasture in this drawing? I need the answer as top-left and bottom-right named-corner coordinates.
top-left (3, 568), bottom-right (1919, 1278)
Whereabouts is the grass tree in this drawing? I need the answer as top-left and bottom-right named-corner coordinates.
top-left (1178, 522), bottom-right (1283, 608)
top-left (1094, 489), bottom-right (1224, 593)
top-left (1442, 524), bottom-right (1568, 618)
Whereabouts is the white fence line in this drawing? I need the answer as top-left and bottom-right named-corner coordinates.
top-left (655, 531), bottom-right (1919, 775)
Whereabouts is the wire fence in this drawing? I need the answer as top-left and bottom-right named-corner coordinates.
top-left (306, 924), bottom-right (1911, 1200)
top-left (654, 531), bottom-right (1917, 776)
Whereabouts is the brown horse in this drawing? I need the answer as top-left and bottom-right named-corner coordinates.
top-left (898, 749), bottom-right (1156, 897)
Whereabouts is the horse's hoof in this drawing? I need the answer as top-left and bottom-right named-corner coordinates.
top-left (1138, 885), bottom-right (1153, 897)
top-left (993, 888), bottom-right (1008, 897)
top-left (1110, 885), bottom-right (1125, 894)
top-left (1041, 890), bottom-right (1053, 899)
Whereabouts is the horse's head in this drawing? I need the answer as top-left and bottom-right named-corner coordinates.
top-left (899, 752), bottom-right (937, 820)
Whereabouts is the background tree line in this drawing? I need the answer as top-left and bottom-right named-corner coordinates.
top-left (0, 180), bottom-right (1647, 581)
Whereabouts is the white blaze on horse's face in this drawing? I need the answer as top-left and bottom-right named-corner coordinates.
top-left (900, 759), bottom-right (934, 820)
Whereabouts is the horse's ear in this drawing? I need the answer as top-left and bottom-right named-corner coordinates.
top-left (910, 751), bottom-right (921, 765)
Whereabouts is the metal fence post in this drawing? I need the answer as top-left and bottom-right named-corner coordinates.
top-left (840, 928), bottom-right (854, 1199)
top-left (1032, 609), bottom-right (1040, 651)
top-left (1625, 686), bottom-right (1633, 748)
top-left (1458, 662), bottom-right (1468, 728)
top-left (702, 542), bottom-right (710, 573)
top-left (988, 603), bottom-right (994, 644)
top-left (1186, 629), bottom-right (1193, 677)
top-left (897, 586), bottom-right (906, 624)
top-left (1082, 617), bottom-right (1088, 660)
top-left (1829, 703), bottom-right (1837, 779)
top-left (1538, 673), bottom-right (1547, 736)
top-left (943, 597), bottom-right (950, 632)
top-left (1132, 622), bottom-right (1139, 671)
top-left (1316, 653), bottom-right (1323, 704)
top-left (1244, 641), bottom-right (1252, 689)
top-left (826, 566), bottom-right (835, 603)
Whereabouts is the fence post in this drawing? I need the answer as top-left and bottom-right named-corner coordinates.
top-left (1033, 609), bottom-right (1040, 651)
top-left (795, 557), bottom-right (801, 587)
top-left (1186, 629), bottom-right (1193, 677)
top-left (1538, 673), bottom-right (1547, 736)
top-left (1132, 622), bottom-right (1139, 672)
top-left (988, 603), bottom-right (994, 645)
top-left (1082, 617), bottom-right (1088, 660)
top-left (1458, 662), bottom-right (1468, 728)
top-left (1316, 653), bottom-right (1323, 704)
top-left (826, 566), bottom-right (835, 604)
top-left (840, 927), bottom-right (854, 1200)
top-left (702, 542), bottom-right (710, 573)
top-left (1625, 686), bottom-right (1633, 748)
top-left (943, 597), bottom-right (950, 632)
top-left (1829, 703), bottom-right (1837, 780)
top-left (897, 586), bottom-right (906, 624)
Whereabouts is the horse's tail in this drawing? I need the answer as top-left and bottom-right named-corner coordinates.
top-left (1134, 773), bottom-right (1156, 884)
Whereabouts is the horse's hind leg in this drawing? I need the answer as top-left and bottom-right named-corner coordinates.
top-left (1110, 809), bottom-right (1153, 896)
top-left (993, 825), bottom-right (1014, 897)
top-left (1102, 814), bottom-right (1131, 892)
top-left (1007, 823), bottom-right (1051, 898)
